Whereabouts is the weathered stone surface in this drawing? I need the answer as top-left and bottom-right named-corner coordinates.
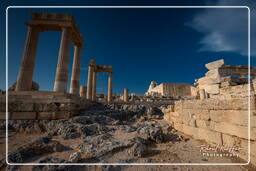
top-left (196, 120), bottom-right (211, 129)
top-left (210, 121), bottom-right (254, 140)
top-left (69, 152), bottom-right (81, 163)
top-left (8, 136), bottom-right (66, 163)
top-left (128, 140), bottom-right (147, 157)
top-left (175, 98), bottom-right (249, 110)
top-left (200, 84), bottom-right (220, 95)
top-left (197, 77), bottom-right (220, 85)
top-left (219, 84), bottom-right (250, 95)
top-left (182, 109), bottom-right (211, 121)
top-left (75, 134), bottom-right (127, 159)
top-left (205, 59), bottom-right (224, 70)
top-left (210, 110), bottom-right (248, 126)
top-left (11, 112), bottom-right (37, 119)
top-left (136, 124), bottom-right (165, 143)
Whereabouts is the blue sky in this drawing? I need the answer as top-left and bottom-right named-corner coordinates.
top-left (0, 0), bottom-right (255, 95)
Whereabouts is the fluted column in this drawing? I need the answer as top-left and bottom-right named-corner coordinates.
top-left (107, 72), bottom-right (113, 103)
top-left (53, 27), bottom-right (72, 93)
top-left (70, 45), bottom-right (82, 94)
top-left (80, 86), bottom-right (87, 98)
top-left (123, 88), bottom-right (128, 102)
top-left (92, 71), bottom-right (97, 101)
top-left (15, 25), bottom-right (40, 91)
top-left (86, 60), bottom-right (95, 100)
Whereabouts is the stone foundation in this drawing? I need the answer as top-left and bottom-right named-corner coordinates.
top-left (0, 91), bottom-right (91, 120)
top-left (163, 83), bottom-right (256, 165)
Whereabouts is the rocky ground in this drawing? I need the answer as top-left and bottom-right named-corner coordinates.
top-left (0, 103), bottom-right (255, 171)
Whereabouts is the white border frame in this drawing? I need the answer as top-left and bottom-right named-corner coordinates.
top-left (5, 6), bottom-right (251, 166)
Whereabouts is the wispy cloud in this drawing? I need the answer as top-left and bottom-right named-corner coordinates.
top-left (187, 0), bottom-right (256, 56)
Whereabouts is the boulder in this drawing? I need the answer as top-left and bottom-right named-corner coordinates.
top-left (69, 152), bottom-right (81, 163)
top-left (136, 124), bottom-right (165, 143)
top-left (75, 134), bottom-right (127, 159)
top-left (205, 59), bottom-right (224, 70)
top-left (128, 142), bottom-right (147, 157)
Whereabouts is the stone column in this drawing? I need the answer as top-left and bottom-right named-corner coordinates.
top-left (15, 25), bottom-right (40, 91)
top-left (123, 88), bottom-right (128, 102)
top-left (53, 27), bottom-right (72, 93)
top-left (92, 71), bottom-right (97, 101)
top-left (86, 59), bottom-right (95, 100)
top-left (70, 45), bottom-right (82, 94)
top-left (107, 72), bottom-right (113, 103)
top-left (80, 86), bottom-right (87, 98)
top-left (199, 89), bottom-right (206, 99)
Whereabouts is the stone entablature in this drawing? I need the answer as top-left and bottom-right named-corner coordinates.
top-left (30, 12), bottom-right (83, 46)
top-left (15, 12), bottom-right (84, 94)
top-left (86, 59), bottom-right (113, 103)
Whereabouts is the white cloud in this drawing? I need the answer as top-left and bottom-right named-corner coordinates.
top-left (187, 0), bottom-right (256, 56)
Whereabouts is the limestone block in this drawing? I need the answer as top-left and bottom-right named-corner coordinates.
top-left (170, 111), bottom-right (180, 117)
top-left (169, 115), bottom-right (183, 124)
top-left (0, 102), bottom-right (5, 112)
top-left (210, 121), bottom-right (255, 140)
top-left (205, 69), bottom-right (220, 79)
top-left (220, 84), bottom-right (248, 95)
top-left (196, 119), bottom-right (211, 129)
top-left (220, 81), bottom-right (237, 88)
top-left (210, 110), bottom-right (248, 126)
top-left (180, 98), bottom-right (249, 110)
top-left (38, 112), bottom-right (55, 119)
top-left (11, 112), bottom-right (37, 119)
top-left (34, 103), bottom-right (58, 112)
top-left (182, 109), bottom-right (210, 121)
top-left (199, 89), bottom-right (206, 99)
top-left (202, 84), bottom-right (220, 95)
top-left (180, 111), bottom-right (192, 125)
top-left (188, 119), bottom-right (197, 127)
top-left (196, 128), bottom-right (223, 145)
top-left (0, 112), bottom-right (4, 119)
top-left (222, 134), bottom-right (249, 162)
top-left (191, 86), bottom-right (199, 98)
top-left (205, 59), bottom-right (224, 70)
top-left (173, 122), bottom-right (183, 132)
top-left (197, 77), bottom-right (221, 85)
top-left (8, 102), bottom-right (34, 112)
top-left (205, 68), bottom-right (231, 80)
top-left (182, 125), bottom-right (199, 138)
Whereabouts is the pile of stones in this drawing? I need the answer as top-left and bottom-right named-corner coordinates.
top-left (195, 59), bottom-right (249, 97)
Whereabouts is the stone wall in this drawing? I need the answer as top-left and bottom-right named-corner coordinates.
top-left (162, 83), bottom-right (192, 96)
top-left (147, 83), bottom-right (192, 97)
top-left (194, 59), bottom-right (253, 98)
top-left (163, 83), bottom-right (256, 165)
top-left (0, 91), bottom-right (91, 120)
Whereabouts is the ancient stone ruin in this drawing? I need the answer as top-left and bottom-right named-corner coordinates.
top-left (145, 81), bottom-right (192, 97)
top-left (164, 59), bottom-right (256, 165)
top-left (0, 12), bottom-right (255, 170)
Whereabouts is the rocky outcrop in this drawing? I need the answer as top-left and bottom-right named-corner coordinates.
top-left (8, 136), bottom-right (66, 163)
